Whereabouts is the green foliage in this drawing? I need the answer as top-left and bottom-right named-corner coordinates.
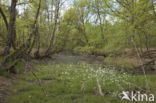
top-left (0, 0), bottom-right (155, 55)
top-left (74, 46), bottom-right (94, 54)
top-left (54, 0), bottom-right (156, 55)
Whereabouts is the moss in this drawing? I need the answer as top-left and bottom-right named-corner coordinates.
top-left (14, 61), bottom-right (24, 73)
top-left (0, 70), bottom-right (11, 78)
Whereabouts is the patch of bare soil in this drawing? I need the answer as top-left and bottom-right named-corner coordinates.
top-left (123, 49), bottom-right (156, 74)
top-left (0, 76), bottom-right (14, 103)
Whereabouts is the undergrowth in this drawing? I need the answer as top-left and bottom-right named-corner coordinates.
top-left (6, 63), bottom-right (156, 103)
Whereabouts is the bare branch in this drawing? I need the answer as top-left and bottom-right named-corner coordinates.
top-left (31, 71), bottom-right (47, 96)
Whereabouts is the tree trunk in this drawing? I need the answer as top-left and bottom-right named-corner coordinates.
top-left (45, 0), bottom-right (60, 55)
top-left (95, 0), bottom-right (104, 40)
top-left (25, 0), bottom-right (41, 49)
top-left (0, 7), bottom-right (8, 30)
top-left (2, 0), bottom-right (42, 65)
top-left (4, 0), bottom-right (17, 55)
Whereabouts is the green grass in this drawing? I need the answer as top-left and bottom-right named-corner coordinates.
top-left (6, 63), bottom-right (156, 103)
top-left (0, 70), bottom-right (11, 78)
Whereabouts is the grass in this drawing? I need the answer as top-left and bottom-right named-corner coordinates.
top-left (6, 63), bottom-right (156, 103)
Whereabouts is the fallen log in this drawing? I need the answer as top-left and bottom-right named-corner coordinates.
top-left (96, 79), bottom-right (104, 96)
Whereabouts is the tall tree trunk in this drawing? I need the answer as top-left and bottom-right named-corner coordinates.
top-left (95, 0), bottom-right (104, 40)
top-left (45, 0), bottom-right (60, 55)
top-left (4, 0), bottom-right (17, 55)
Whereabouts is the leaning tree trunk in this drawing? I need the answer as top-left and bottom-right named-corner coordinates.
top-left (25, 0), bottom-right (41, 49)
top-left (0, 7), bottom-right (8, 30)
top-left (27, 26), bottom-right (38, 54)
top-left (34, 25), bottom-right (41, 58)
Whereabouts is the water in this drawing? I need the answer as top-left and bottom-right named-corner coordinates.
top-left (50, 54), bottom-right (103, 64)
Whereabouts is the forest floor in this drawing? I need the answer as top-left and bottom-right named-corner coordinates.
top-left (0, 53), bottom-right (156, 103)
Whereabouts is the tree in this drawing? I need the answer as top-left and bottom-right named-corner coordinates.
top-left (4, 0), bottom-right (17, 55)
top-left (45, 0), bottom-right (61, 55)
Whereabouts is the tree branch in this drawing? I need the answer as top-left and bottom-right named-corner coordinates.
top-left (31, 71), bottom-right (47, 96)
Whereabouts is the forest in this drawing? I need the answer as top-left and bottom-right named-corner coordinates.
top-left (0, 0), bottom-right (156, 103)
